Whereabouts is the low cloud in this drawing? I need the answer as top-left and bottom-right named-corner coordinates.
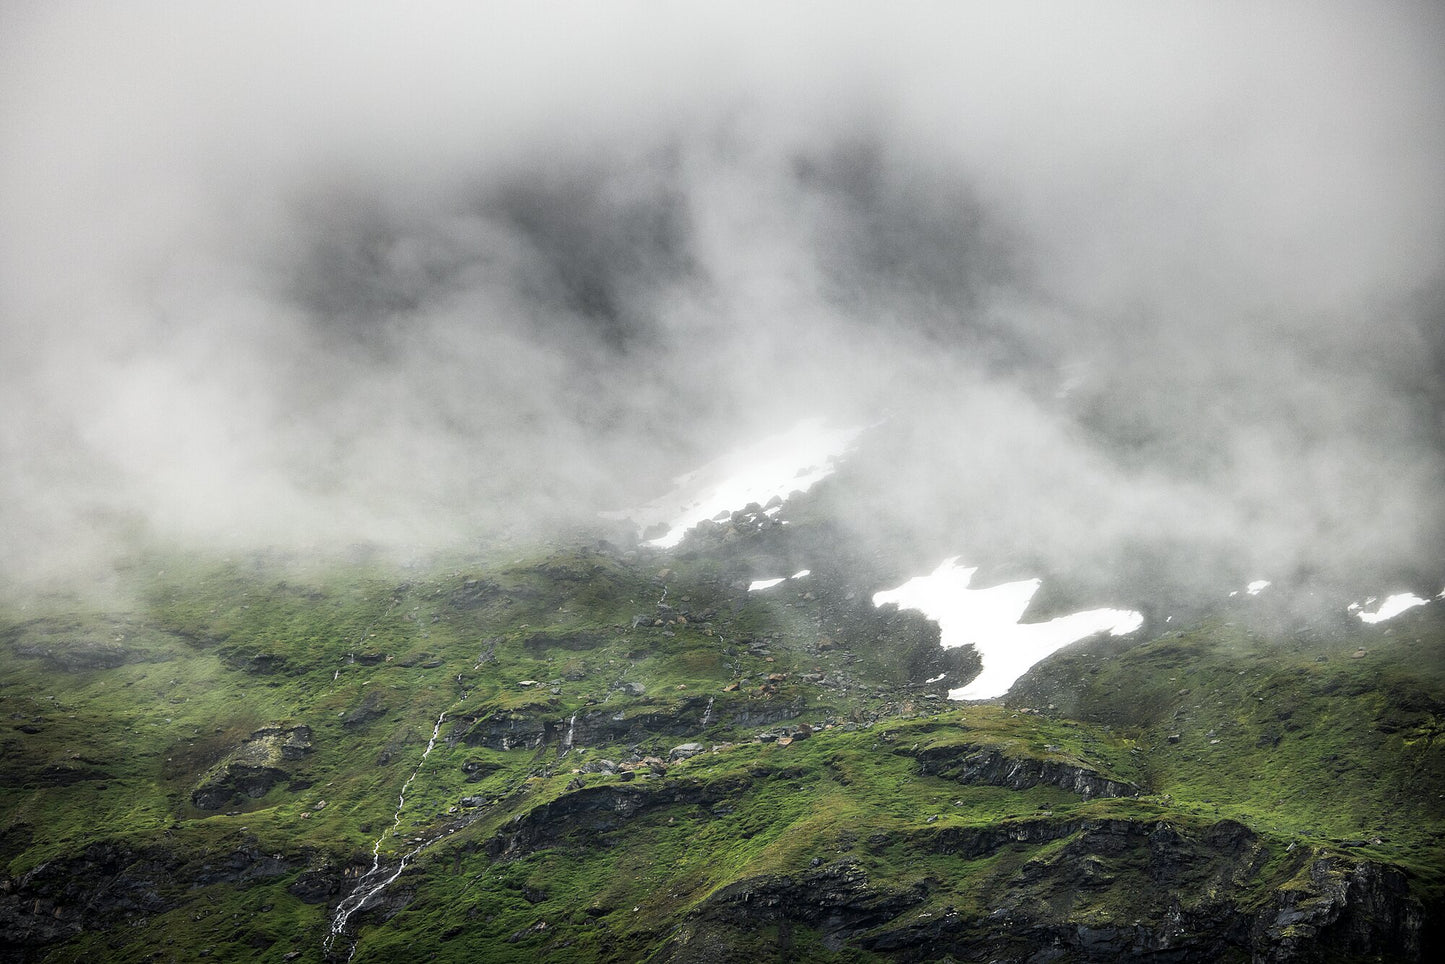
top-left (2, 2), bottom-right (1442, 606)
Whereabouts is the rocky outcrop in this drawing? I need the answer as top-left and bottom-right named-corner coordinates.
top-left (653, 817), bottom-right (1424, 963)
top-left (485, 778), bottom-right (742, 859)
top-left (1257, 856), bottom-right (1422, 962)
top-left (340, 691), bottom-right (388, 728)
top-left (654, 859), bottom-right (927, 962)
top-left (908, 742), bottom-right (1140, 799)
top-left (0, 840), bottom-right (297, 961)
top-left (455, 694), bottom-right (810, 752)
top-left (448, 578), bottom-right (502, 610)
top-left (455, 710), bottom-right (553, 750)
top-left (191, 725), bottom-right (313, 810)
top-left (4, 617), bottom-right (176, 671)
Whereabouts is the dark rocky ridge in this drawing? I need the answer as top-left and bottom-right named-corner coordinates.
top-left (657, 819), bottom-right (1423, 963)
top-left (908, 742), bottom-right (1140, 799)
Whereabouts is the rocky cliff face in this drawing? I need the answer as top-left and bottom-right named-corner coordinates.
top-left (0, 839), bottom-right (298, 956)
top-left (662, 828), bottom-right (1423, 963)
top-left (908, 742), bottom-right (1140, 799)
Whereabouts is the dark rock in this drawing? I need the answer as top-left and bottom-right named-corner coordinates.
top-left (0, 840), bottom-right (296, 956)
top-left (3, 616), bottom-right (178, 672)
top-left (228, 652), bottom-right (288, 675)
top-left (341, 691), bottom-right (388, 729)
top-left (287, 868), bottom-right (340, 903)
top-left (909, 743), bottom-right (1140, 799)
top-left (449, 579), bottom-right (502, 610)
top-left (192, 763), bottom-right (288, 811)
top-left (191, 726), bottom-right (313, 810)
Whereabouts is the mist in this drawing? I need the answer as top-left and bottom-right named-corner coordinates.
top-left (3, 1), bottom-right (1443, 608)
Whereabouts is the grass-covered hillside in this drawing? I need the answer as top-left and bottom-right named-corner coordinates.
top-left (2, 528), bottom-right (1441, 962)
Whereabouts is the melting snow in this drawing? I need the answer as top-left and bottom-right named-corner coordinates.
top-left (748, 570), bottom-right (810, 592)
top-left (872, 557), bottom-right (1142, 701)
top-left (1354, 592), bottom-right (1429, 624)
top-left (606, 417), bottom-right (861, 548)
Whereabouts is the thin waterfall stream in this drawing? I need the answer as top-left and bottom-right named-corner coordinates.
top-left (324, 711), bottom-right (446, 959)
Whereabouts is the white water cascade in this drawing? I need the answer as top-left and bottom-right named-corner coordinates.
top-left (564, 714), bottom-right (578, 750)
top-left (324, 711), bottom-right (447, 958)
top-left (700, 696), bottom-right (714, 728)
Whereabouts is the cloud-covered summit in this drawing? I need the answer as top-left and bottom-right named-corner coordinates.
top-left (2, 2), bottom-right (1442, 604)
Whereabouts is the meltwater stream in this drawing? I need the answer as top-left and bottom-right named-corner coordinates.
top-left (324, 711), bottom-right (447, 959)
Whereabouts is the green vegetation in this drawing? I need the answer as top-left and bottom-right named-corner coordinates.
top-left (2, 538), bottom-right (1441, 962)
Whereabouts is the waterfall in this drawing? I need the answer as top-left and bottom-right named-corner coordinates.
top-left (564, 714), bottom-right (577, 749)
top-left (700, 696), bottom-right (714, 728)
top-left (324, 711), bottom-right (446, 958)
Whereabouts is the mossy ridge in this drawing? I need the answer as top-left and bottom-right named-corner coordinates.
top-left (1006, 609), bottom-right (1445, 867)
top-left (335, 710), bottom-right (1421, 961)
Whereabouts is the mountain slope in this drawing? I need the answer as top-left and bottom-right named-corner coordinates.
top-left (2, 531), bottom-right (1441, 962)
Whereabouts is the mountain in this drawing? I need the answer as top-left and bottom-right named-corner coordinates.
top-left (2, 492), bottom-right (1442, 963)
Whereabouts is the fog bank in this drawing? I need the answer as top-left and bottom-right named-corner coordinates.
top-left (3, 2), bottom-right (1443, 604)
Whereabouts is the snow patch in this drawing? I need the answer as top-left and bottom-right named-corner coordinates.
top-left (606, 417), bottom-right (861, 548)
top-left (1354, 592), bottom-right (1429, 624)
top-left (873, 557), bottom-right (1142, 701)
top-left (748, 569), bottom-right (812, 593)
